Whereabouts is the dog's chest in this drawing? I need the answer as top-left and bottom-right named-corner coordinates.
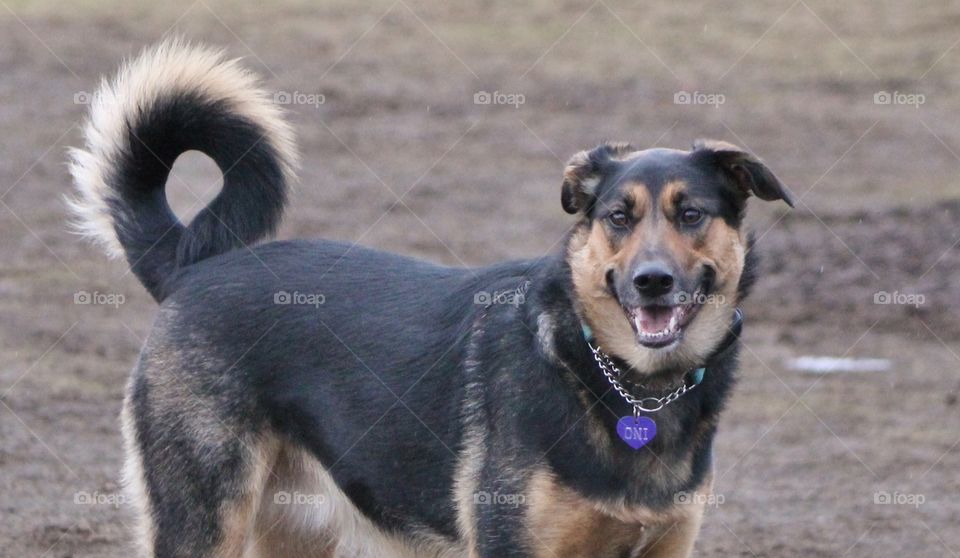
top-left (521, 469), bottom-right (701, 558)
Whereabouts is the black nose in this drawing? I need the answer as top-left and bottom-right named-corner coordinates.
top-left (633, 264), bottom-right (675, 297)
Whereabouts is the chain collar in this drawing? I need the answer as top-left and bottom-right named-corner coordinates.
top-left (588, 341), bottom-right (704, 414)
top-left (583, 308), bottom-right (743, 415)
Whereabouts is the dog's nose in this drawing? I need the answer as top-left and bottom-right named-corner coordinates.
top-left (633, 264), bottom-right (675, 297)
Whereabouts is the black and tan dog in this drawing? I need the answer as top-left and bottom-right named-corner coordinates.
top-left (69, 40), bottom-right (793, 558)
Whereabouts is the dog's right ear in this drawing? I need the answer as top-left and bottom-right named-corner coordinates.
top-left (561, 142), bottom-right (633, 214)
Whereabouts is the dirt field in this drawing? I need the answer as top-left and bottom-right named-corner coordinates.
top-left (1, 1), bottom-right (959, 556)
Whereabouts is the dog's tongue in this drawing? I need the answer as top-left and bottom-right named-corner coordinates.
top-left (635, 306), bottom-right (676, 334)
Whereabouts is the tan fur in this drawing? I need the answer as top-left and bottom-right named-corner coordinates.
top-left (658, 181), bottom-right (685, 219)
top-left (638, 519), bottom-right (703, 558)
top-left (627, 182), bottom-right (652, 220)
top-left (524, 469), bottom-right (646, 557)
top-left (453, 418), bottom-right (485, 558)
top-left (635, 472), bottom-right (713, 558)
top-left (568, 176), bottom-right (745, 375)
top-left (250, 442), bottom-right (465, 558)
top-left (524, 469), bottom-right (712, 558)
top-left (213, 436), bottom-right (280, 557)
top-left (120, 390), bottom-right (155, 557)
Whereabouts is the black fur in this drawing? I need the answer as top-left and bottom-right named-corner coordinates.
top-left (128, 236), bottom-right (751, 555)
top-left (106, 92), bottom-right (288, 301)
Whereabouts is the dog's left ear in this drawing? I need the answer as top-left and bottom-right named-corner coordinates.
top-left (692, 139), bottom-right (795, 207)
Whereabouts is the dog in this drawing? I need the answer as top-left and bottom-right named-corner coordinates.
top-left (69, 40), bottom-right (793, 558)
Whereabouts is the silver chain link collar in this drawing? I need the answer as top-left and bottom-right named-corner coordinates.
top-left (587, 342), bottom-right (701, 415)
top-left (583, 308), bottom-right (743, 415)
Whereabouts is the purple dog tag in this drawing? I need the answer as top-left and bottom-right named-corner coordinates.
top-left (616, 416), bottom-right (656, 450)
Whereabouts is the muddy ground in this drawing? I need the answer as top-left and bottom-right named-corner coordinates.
top-left (1, 1), bottom-right (959, 556)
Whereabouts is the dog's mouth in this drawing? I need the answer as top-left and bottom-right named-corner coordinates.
top-left (624, 286), bottom-right (707, 349)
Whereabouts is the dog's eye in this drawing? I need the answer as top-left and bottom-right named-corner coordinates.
top-left (680, 207), bottom-right (704, 225)
top-left (608, 210), bottom-right (629, 228)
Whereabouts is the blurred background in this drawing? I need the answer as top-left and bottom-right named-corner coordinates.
top-left (1, 1), bottom-right (958, 556)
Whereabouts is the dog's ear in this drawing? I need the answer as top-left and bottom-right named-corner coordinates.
top-left (561, 142), bottom-right (634, 214)
top-left (691, 139), bottom-right (795, 207)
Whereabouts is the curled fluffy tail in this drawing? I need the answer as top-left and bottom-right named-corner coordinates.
top-left (68, 39), bottom-right (298, 301)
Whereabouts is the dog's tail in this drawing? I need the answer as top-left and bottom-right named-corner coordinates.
top-left (68, 39), bottom-right (298, 302)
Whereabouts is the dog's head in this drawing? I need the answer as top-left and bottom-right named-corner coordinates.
top-left (564, 140), bottom-right (793, 373)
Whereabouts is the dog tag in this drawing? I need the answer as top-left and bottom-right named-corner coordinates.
top-left (616, 416), bottom-right (656, 450)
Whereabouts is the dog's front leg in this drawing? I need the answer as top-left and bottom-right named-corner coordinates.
top-left (635, 468), bottom-right (712, 558)
top-left (634, 509), bottom-right (704, 558)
